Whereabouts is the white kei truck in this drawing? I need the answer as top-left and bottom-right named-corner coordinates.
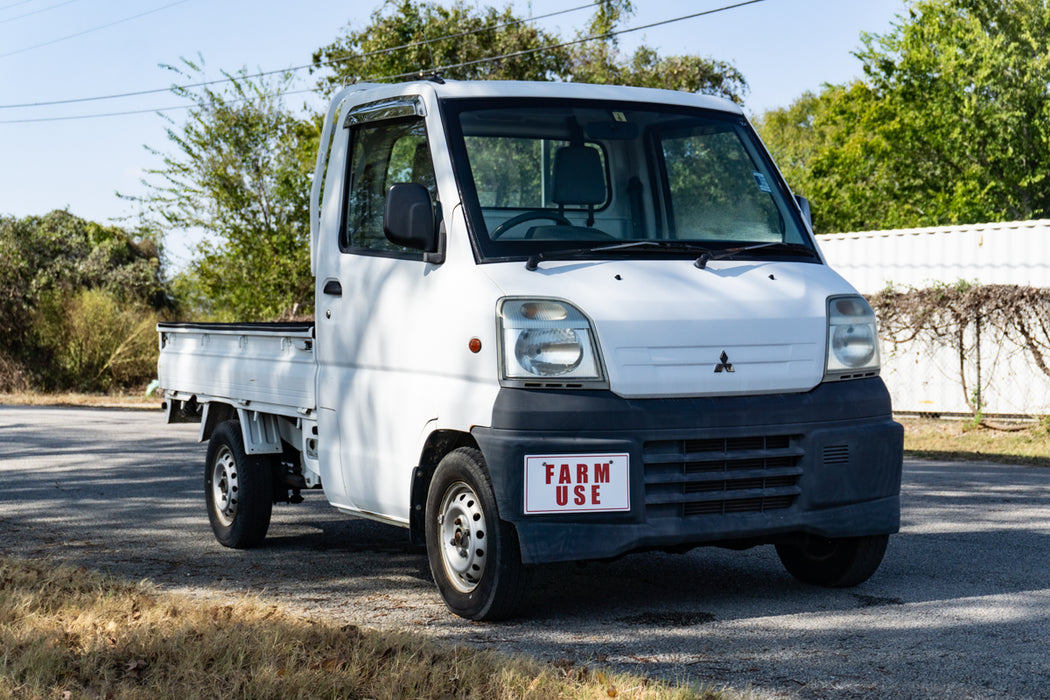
top-left (158, 78), bottom-right (904, 621)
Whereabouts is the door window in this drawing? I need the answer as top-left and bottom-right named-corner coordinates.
top-left (342, 118), bottom-right (437, 255)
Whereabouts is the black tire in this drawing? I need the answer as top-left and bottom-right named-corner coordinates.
top-left (204, 419), bottom-right (274, 549)
top-left (425, 447), bottom-right (527, 621)
top-left (776, 534), bottom-right (889, 587)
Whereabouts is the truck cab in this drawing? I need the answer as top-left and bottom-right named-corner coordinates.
top-left (160, 78), bottom-right (903, 621)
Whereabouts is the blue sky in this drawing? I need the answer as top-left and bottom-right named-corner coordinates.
top-left (0, 0), bottom-right (906, 265)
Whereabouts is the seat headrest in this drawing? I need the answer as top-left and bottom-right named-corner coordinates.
top-left (552, 146), bottom-right (606, 206)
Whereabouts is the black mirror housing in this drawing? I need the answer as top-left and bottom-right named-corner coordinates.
top-left (384, 183), bottom-right (440, 257)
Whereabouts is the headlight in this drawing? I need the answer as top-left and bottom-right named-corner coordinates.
top-left (497, 299), bottom-right (607, 387)
top-left (825, 295), bottom-right (880, 380)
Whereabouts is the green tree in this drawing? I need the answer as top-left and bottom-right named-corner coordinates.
top-left (311, 0), bottom-right (568, 90)
top-left (757, 83), bottom-right (899, 233)
top-left (0, 210), bottom-right (165, 390)
top-left (312, 0), bottom-right (747, 102)
top-left (130, 59), bottom-right (316, 321)
top-left (566, 1), bottom-right (748, 102)
top-left (140, 2), bottom-right (747, 326)
top-left (758, 0), bottom-right (1050, 232)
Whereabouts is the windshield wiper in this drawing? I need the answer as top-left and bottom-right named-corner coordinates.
top-left (525, 240), bottom-right (713, 270)
top-left (693, 242), bottom-right (818, 269)
top-left (524, 239), bottom-right (817, 271)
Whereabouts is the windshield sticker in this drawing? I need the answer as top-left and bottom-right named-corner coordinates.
top-left (753, 172), bottom-right (772, 193)
top-left (612, 111), bottom-right (627, 122)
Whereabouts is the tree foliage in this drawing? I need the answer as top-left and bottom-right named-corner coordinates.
top-left (564, 1), bottom-right (747, 101)
top-left (311, 0), bottom-right (568, 90)
top-left (757, 0), bottom-right (1050, 232)
top-left (312, 0), bottom-right (747, 102)
top-left (130, 59), bottom-right (317, 321)
top-left (0, 210), bottom-right (165, 391)
top-left (136, 3), bottom-right (747, 325)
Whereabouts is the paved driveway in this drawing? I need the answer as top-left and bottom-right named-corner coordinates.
top-left (2, 405), bottom-right (1048, 698)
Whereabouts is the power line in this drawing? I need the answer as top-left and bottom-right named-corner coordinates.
top-left (369, 0), bottom-right (767, 83)
top-left (0, 88), bottom-right (320, 123)
top-left (0, 1), bottom-right (600, 109)
top-left (0, 0), bottom-right (192, 58)
top-left (0, 0), bottom-right (80, 24)
top-left (0, 0), bottom-right (766, 124)
top-left (0, 103), bottom-right (192, 123)
top-left (0, 0), bottom-right (38, 11)
top-left (311, 1), bottom-right (602, 79)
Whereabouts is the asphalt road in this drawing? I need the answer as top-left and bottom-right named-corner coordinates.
top-left (2, 405), bottom-right (1049, 698)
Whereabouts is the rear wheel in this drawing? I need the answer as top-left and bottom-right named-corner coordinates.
top-left (776, 534), bottom-right (889, 587)
top-left (205, 419), bottom-right (274, 549)
top-left (425, 448), bottom-right (527, 620)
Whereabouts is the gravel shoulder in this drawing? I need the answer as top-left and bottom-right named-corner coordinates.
top-left (2, 405), bottom-right (1049, 698)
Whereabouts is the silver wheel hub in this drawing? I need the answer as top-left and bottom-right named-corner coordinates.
top-left (438, 482), bottom-right (487, 593)
top-left (211, 445), bottom-right (239, 527)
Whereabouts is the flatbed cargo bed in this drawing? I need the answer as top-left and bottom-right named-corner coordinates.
top-left (157, 321), bottom-right (316, 418)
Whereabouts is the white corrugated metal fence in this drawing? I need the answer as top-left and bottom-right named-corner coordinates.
top-left (818, 220), bottom-right (1050, 416)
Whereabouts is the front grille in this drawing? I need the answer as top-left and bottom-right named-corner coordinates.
top-left (644, 434), bottom-right (803, 518)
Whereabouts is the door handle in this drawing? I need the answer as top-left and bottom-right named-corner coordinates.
top-left (323, 280), bottom-right (342, 296)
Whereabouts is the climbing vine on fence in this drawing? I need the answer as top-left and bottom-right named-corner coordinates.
top-left (868, 283), bottom-right (1050, 427)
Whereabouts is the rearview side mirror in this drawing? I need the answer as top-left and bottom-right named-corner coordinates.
top-left (384, 183), bottom-right (444, 263)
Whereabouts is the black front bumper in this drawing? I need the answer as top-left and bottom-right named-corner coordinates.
top-left (472, 378), bottom-right (903, 565)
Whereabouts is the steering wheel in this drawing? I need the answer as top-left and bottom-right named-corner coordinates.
top-left (490, 210), bottom-right (572, 239)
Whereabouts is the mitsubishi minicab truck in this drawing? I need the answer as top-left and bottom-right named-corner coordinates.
top-left (158, 78), bottom-right (904, 620)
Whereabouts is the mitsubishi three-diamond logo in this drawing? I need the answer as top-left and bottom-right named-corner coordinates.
top-left (714, 350), bottom-right (735, 373)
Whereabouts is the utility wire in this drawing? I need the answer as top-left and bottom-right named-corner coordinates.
top-left (0, 1), bottom-right (600, 109)
top-left (0, 0), bottom-right (80, 24)
top-left (0, 0), bottom-right (766, 124)
top-left (0, 0), bottom-right (38, 11)
top-left (0, 87), bottom-right (320, 123)
top-left (0, 0), bottom-right (191, 58)
top-left (368, 0), bottom-right (766, 83)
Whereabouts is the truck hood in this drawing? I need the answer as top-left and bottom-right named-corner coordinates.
top-left (481, 258), bottom-right (856, 399)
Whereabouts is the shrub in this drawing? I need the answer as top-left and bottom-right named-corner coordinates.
top-left (0, 352), bottom-right (31, 393)
top-left (32, 289), bottom-right (159, 392)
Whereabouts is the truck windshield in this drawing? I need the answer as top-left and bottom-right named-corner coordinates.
top-left (441, 98), bottom-right (816, 264)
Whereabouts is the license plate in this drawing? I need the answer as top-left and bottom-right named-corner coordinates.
top-left (524, 453), bottom-right (630, 514)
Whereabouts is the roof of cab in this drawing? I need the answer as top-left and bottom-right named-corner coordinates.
top-left (337, 79), bottom-right (744, 116)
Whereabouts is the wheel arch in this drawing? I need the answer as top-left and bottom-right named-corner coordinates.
top-left (200, 401), bottom-right (237, 443)
top-left (409, 429), bottom-right (479, 545)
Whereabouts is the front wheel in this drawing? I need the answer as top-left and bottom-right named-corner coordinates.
top-left (776, 534), bottom-right (889, 587)
top-left (425, 448), bottom-right (527, 620)
top-left (204, 419), bottom-right (275, 549)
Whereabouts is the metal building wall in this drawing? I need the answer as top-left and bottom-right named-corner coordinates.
top-left (817, 220), bottom-right (1050, 416)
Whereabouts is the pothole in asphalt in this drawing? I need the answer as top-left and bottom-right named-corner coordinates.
top-left (617, 610), bottom-right (716, 626)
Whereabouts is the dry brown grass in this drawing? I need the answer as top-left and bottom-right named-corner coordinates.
top-left (0, 557), bottom-right (734, 700)
top-left (0, 391), bottom-right (161, 410)
top-left (900, 415), bottom-right (1050, 467)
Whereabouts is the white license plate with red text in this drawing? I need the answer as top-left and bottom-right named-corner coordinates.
top-left (523, 453), bottom-right (630, 514)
